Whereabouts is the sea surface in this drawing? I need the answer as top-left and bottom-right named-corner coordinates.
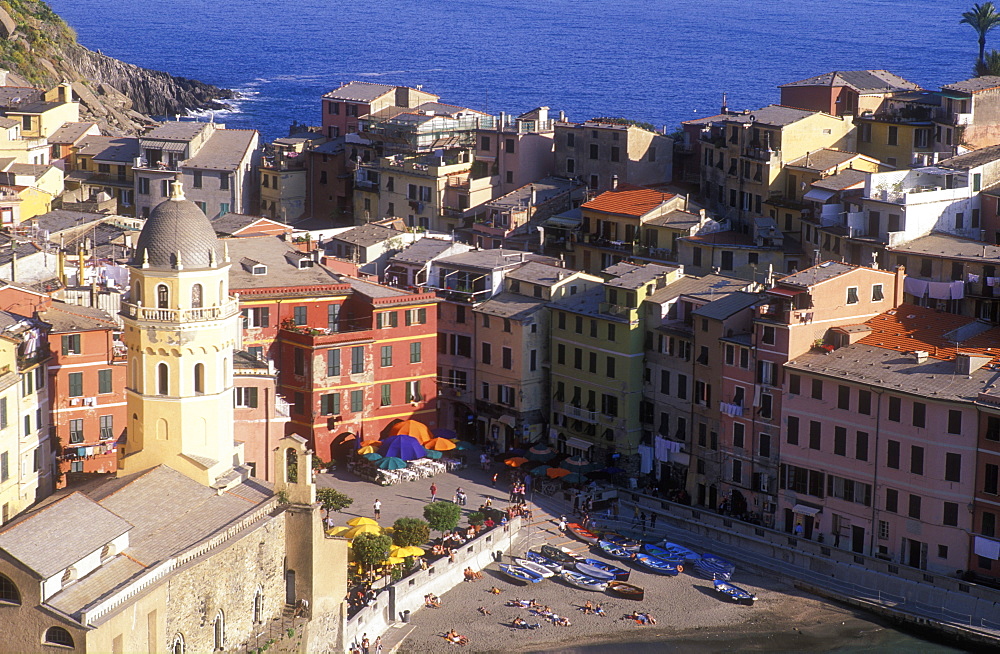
top-left (44, 1), bottom-right (979, 651)
top-left (48, 0), bottom-right (975, 143)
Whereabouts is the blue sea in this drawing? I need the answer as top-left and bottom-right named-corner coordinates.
top-left (48, 0), bottom-right (975, 143)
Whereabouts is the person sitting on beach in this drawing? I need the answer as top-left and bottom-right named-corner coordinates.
top-left (463, 567), bottom-right (473, 581)
top-left (489, 586), bottom-right (502, 594)
top-left (555, 615), bottom-right (571, 627)
top-left (446, 629), bottom-right (467, 645)
top-left (594, 603), bottom-right (606, 617)
top-left (477, 606), bottom-right (492, 615)
top-left (582, 600), bottom-right (594, 614)
top-left (512, 617), bottom-right (527, 628)
top-left (472, 569), bottom-right (483, 580)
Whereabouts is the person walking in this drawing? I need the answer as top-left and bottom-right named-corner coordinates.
top-left (360, 634), bottom-right (370, 654)
top-left (650, 512), bottom-right (657, 530)
top-left (492, 472), bottom-right (498, 488)
top-left (374, 636), bottom-right (383, 654)
top-left (640, 512), bottom-right (647, 533)
top-left (373, 499), bottom-right (381, 520)
top-left (430, 483), bottom-right (438, 502)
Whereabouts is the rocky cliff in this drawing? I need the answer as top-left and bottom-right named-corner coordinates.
top-left (0, 0), bottom-right (234, 134)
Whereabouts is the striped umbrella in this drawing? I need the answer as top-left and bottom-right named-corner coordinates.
top-left (526, 443), bottom-right (555, 462)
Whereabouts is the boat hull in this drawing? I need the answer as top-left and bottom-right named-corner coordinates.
top-left (513, 558), bottom-right (554, 578)
top-left (596, 540), bottom-right (634, 561)
top-left (575, 561), bottom-right (615, 581)
top-left (525, 550), bottom-right (563, 573)
top-left (541, 544), bottom-right (579, 564)
top-left (658, 542), bottom-right (701, 563)
top-left (632, 552), bottom-right (683, 576)
top-left (499, 563), bottom-right (544, 584)
top-left (559, 570), bottom-right (608, 591)
top-left (582, 558), bottom-right (630, 581)
top-left (642, 544), bottom-right (685, 564)
top-left (713, 579), bottom-right (756, 604)
top-left (567, 522), bottom-right (599, 544)
top-left (694, 554), bottom-right (736, 581)
top-left (607, 581), bottom-right (644, 601)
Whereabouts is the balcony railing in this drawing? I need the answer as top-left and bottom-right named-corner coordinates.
top-left (588, 234), bottom-right (633, 252)
top-left (554, 401), bottom-right (597, 424)
top-left (122, 299), bottom-right (239, 323)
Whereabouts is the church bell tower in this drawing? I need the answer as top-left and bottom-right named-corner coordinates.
top-left (117, 180), bottom-right (245, 487)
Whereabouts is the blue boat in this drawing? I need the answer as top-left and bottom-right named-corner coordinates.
top-left (694, 554), bottom-right (736, 581)
top-left (559, 569), bottom-right (608, 591)
top-left (581, 557), bottom-right (630, 581)
top-left (658, 542), bottom-right (701, 563)
top-left (596, 540), bottom-right (634, 561)
top-left (603, 533), bottom-right (641, 550)
top-left (498, 563), bottom-right (544, 584)
top-left (642, 543), bottom-right (685, 563)
top-left (713, 578), bottom-right (757, 604)
top-left (631, 552), bottom-right (683, 576)
top-left (525, 549), bottom-right (563, 574)
top-left (575, 561), bottom-right (615, 581)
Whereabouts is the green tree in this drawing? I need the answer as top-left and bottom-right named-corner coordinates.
top-left (391, 517), bottom-right (430, 547)
top-left (962, 2), bottom-right (1000, 66)
top-left (316, 488), bottom-right (353, 518)
top-left (423, 501), bottom-right (462, 535)
top-left (976, 49), bottom-right (1000, 76)
top-left (466, 511), bottom-right (485, 527)
top-left (353, 533), bottom-right (392, 573)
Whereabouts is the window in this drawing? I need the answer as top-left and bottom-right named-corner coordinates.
top-left (885, 488), bottom-right (898, 513)
top-left (293, 348), bottom-right (305, 376)
top-left (732, 460), bottom-right (743, 484)
top-left (834, 426), bottom-right (847, 456)
top-left (350, 389), bottom-right (363, 412)
top-left (887, 125), bottom-right (898, 146)
top-left (410, 342), bottom-right (422, 363)
top-left (327, 304), bottom-right (341, 331)
top-left (846, 286), bottom-right (859, 305)
top-left (811, 378), bottom-right (823, 400)
top-left (99, 415), bottom-right (114, 440)
top-left (378, 311), bottom-right (398, 328)
top-left (606, 356), bottom-right (616, 378)
top-left (220, 173), bottom-right (230, 190)
top-left (481, 342), bottom-right (492, 365)
top-left (720, 251), bottom-right (734, 271)
top-left (601, 394), bottom-right (618, 417)
top-left (293, 306), bottom-right (307, 326)
top-left (405, 380), bottom-right (422, 403)
top-left (948, 410), bottom-right (962, 435)
top-left (351, 346), bottom-right (364, 374)
top-left (0, 572), bottom-right (20, 605)
top-left (733, 423), bottom-right (745, 449)
top-left (986, 464), bottom-right (999, 495)
top-left (157, 284), bottom-right (169, 308)
top-left (855, 431), bottom-right (869, 461)
top-left (45, 627), bottom-right (74, 648)
top-left (888, 396), bottom-right (901, 422)
top-left (759, 393), bottom-right (772, 418)
top-left (242, 307), bottom-right (270, 328)
top-left (381, 384), bottom-right (392, 406)
top-left (886, 439), bottom-right (900, 469)
top-left (0, 451), bottom-right (6, 482)
top-left (872, 284), bottom-right (884, 302)
top-left (94, 368), bottom-right (113, 395)
top-left (327, 349), bottom-right (341, 376)
top-left (809, 421), bottom-right (821, 450)
top-left (234, 387), bottom-right (258, 408)
top-left (762, 326), bottom-right (775, 345)
top-left (912, 402), bottom-right (926, 428)
top-left (789, 374), bottom-right (800, 395)
top-left (68, 372), bottom-right (83, 397)
top-left (573, 348), bottom-right (582, 369)
top-left (502, 347), bottom-right (512, 370)
top-left (787, 416), bottom-right (799, 445)
top-left (194, 363), bottom-right (204, 394)
top-left (677, 374), bottom-right (687, 400)
top-left (380, 345), bottom-right (393, 367)
top-left (69, 419), bottom-right (84, 444)
top-left (607, 324), bottom-right (616, 341)
top-left (838, 385), bottom-right (850, 410)
top-left (320, 393), bottom-right (340, 415)
top-left (908, 494), bottom-right (921, 520)
top-left (193, 170), bottom-right (203, 188)
top-left (911, 445), bottom-right (924, 475)
top-left (659, 370), bottom-right (671, 394)
top-left (61, 334), bottom-right (81, 355)
top-left (759, 433), bottom-right (771, 458)
top-left (405, 308), bottom-right (427, 326)
top-left (589, 143), bottom-right (599, 159)
top-left (498, 385), bottom-right (515, 406)
top-left (989, 416), bottom-right (1000, 441)
top-left (984, 511), bottom-right (997, 537)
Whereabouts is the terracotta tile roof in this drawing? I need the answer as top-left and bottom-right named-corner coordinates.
top-left (781, 70), bottom-right (920, 93)
top-left (859, 304), bottom-right (1000, 365)
top-left (581, 184), bottom-right (674, 217)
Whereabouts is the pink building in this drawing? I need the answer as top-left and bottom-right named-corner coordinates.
top-left (472, 107), bottom-right (556, 194)
top-left (321, 82), bottom-right (438, 139)
top-left (781, 304), bottom-right (989, 574)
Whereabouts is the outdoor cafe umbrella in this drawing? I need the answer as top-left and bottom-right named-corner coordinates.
top-left (391, 545), bottom-right (425, 558)
top-left (376, 456), bottom-right (408, 470)
top-left (561, 472), bottom-right (588, 484)
top-left (380, 435), bottom-right (427, 460)
top-left (526, 443), bottom-right (555, 462)
top-left (388, 419), bottom-right (433, 443)
top-left (327, 525), bottom-right (351, 537)
top-left (423, 437), bottom-right (457, 451)
top-left (432, 427), bottom-right (458, 439)
top-left (563, 456), bottom-right (600, 472)
top-left (546, 467), bottom-right (571, 478)
top-left (504, 456), bottom-right (529, 467)
top-left (528, 465), bottom-right (552, 477)
top-left (358, 445), bottom-right (380, 455)
top-left (344, 523), bottom-right (382, 539)
top-left (361, 452), bottom-right (383, 462)
top-left (358, 439), bottom-right (382, 449)
top-left (385, 556), bottom-right (406, 565)
top-left (450, 439), bottom-right (478, 451)
top-left (347, 517), bottom-right (380, 527)
top-left (423, 449), bottom-right (443, 459)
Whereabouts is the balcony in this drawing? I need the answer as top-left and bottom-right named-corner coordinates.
top-left (354, 179), bottom-right (379, 191)
top-left (122, 299), bottom-right (239, 323)
top-left (554, 401), bottom-right (597, 424)
top-left (742, 146), bottom-right (778, 162)
top-left (588, 234), bottom-right (633, 252)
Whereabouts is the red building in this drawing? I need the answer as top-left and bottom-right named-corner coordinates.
top-left (39, 302), bottom-right (126, 484)
top-left (321, 81), bottom-right (438, 138)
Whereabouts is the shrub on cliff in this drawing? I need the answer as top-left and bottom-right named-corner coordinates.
top-left (391, 517), bottom-right (430, 548)
top-left (352, 533), bottom-right (392, 574)
top-left (423, 501), bottom-right (462, 535)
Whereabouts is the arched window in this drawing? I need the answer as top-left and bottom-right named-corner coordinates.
top-left (253, 587), bottom-right (263, 624)
top-left (133, 280), bottom-right (141, 304)
top-left (191, 283), bottom-right (203, 308)
top-left (156, 284), bottom-right (169, 309)
top-left (0, 573), bottom-right (20, 605)
top-left (286, 448), bottom-right (298, 483)
top-left (213, 610), bottom-right (225, 651)
top-left (44, 626), bottom-right (74, 648)
top-left (60, 567), bottom-right (77, 586)
top-left (157, 363), bottom-right (169, 395)
top-left (194, 363), bottom-right (204, 394)
top-left (100, 543), bottom-right (116, 562)
top-left (172, 634), bottom-right (185, 654)
top-left (219, 280), bottom-right (225, 304)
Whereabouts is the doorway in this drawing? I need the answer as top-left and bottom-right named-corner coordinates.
top-left (285, 570), bottom-right (296, 605)
top-left (851, 525), bottom-right (865, 554)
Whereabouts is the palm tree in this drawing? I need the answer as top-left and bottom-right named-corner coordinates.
top-left (975, 49), bottom-right (1000, 76)
top-left (961, 2), bottom-right (1000, 66)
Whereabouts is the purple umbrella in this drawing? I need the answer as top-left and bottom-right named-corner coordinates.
top-left (380, 434), bottom-right (427, 460)
top-left (432, 427), bottom-right (458, 439)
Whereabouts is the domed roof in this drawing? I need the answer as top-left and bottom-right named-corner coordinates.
top-left (132, 182), bottom-right (223, 270)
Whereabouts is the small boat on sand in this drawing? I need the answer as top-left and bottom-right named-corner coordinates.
top-left (525, 550), bottom-right (563, 574)
top-left (658, 542), bottom-right (701, 562)
top-left (642, 543), bottom-right (685, 563)
top-left (603, 533), bottom-right (641, 550)
top-left (566, 522), bottom-right (600, 544)
top-left (581, 558), bottom-right (629, 581)
top-left (513, 558), bottom-right (555, 578)
top-left (596, 539), bottom-right (634, 561)
top-left (575, 561), bottom-right (615, 581)
top-left (559, 569), bottom-right (608, 591)
top-left (632, 552), bottom-right (683, 576)
top-left (694, 554), bottom-right (735, 580)
top-left (713, 578), bottom-right (757, 604)
top-left (499, 563), bottom-right (544, 584)
top-left (541, 544), bottom-right (579, 564)
top-left (607, 581), bottom-right (644, 601)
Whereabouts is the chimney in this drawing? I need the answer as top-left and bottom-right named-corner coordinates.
top-left (612, 174), bottom-right (619, 190)
top-left (684, 194), bottom-right (689, 211)
top-left (893, 264), bottom-right (906, 307)
top-left (559, 110), bottom-right (566, 122)
top-left (912, 350), bottom-right (928, 364)
top-left (537, 106), bottom-right (549, 125)
top-left (721, 92), bottom-right (728, 114)
top-left (530, 185), bottom-right (537, 206)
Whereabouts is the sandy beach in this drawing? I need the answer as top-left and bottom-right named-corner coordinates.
top-left (387, 524), bottom-right (960, 654)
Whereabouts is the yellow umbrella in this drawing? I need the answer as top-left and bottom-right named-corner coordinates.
top-left (385, 556), bottom-right (405, 565)
top-left (347, 516), bottom-right (380, 527)
top-left (357, 445), bottom-right (380, 455)
top-left (423, 437), bottom-right (457, 451)
top-left (344, 524), bottom-right (382, 539)
top-left (391, 545), bottom-right (425, 558)
top-left (327, 525), bottom-right (351, 537)
top-left (359, 439), bottom-right (382, 449)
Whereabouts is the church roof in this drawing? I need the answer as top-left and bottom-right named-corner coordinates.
top-left (131, 185), bottom-right (223, 270)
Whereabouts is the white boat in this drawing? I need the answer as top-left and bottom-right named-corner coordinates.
top-left (574, 561), bottom-right (615, 581)
top-left (513, 557), bottom-right (555, 578)
top-left (559, 569), bottom-right (608, 591)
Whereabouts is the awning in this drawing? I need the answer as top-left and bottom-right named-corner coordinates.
top-left (768, 286), bottom-right (806, 298)
top-left (497, 415), bottom-right (515, 428)
top-left (974, 535), bottom-right (1000, 560)
top-left (802, 187), bottom-right (835, 202)
top-left (141, 140), bottom-right (188, 153)
top-left (792, 504), bottom-right (821, 517)
top-left (565, 436), bottom-right (593, 450)
top-left (543, 215), bottom-right (582, 229)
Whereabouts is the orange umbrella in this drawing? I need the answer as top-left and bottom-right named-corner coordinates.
top-left (389, 420), bottom-right (433, 443)
top-left (423, 437), bottom-right (457, 451)
top-left (547, 467), bottom-right (570, 478)
top-left (359, 439), bottom-right (381, 449)
top-left (505, 457), bottom-right (529, 467)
